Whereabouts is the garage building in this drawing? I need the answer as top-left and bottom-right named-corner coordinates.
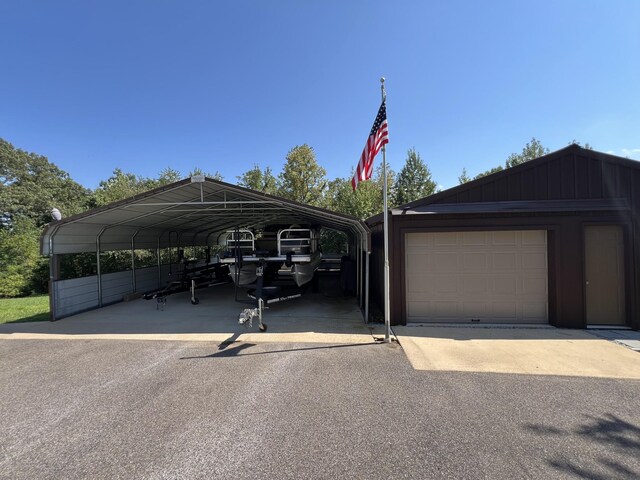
top-left (367, 145), bottom-right (640, 330)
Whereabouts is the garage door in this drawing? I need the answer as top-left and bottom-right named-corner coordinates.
top-left (405, 230), bottom-right (548, 324)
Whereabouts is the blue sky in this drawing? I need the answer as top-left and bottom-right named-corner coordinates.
top-left (1, 1), bottom-right (639, 190)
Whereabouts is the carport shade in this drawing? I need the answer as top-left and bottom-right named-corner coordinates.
top-left (41, 176), bottom-right (370, 255)
top-left (41, 176), bottom-right (372, 321)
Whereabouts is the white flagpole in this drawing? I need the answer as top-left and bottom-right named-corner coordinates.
top-left (381, 77), bottom-right (391, 343)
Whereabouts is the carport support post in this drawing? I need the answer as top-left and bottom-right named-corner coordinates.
top-left (356, 241), bottom-right (361, 308)
top-left (156, 238), bottom-right (161, 288)
top-left (48, 226), bottom-right (61, 321)
top-left (131, 231), bottom-right (139, 292)
top-left (96, 229), bottom-right (104, 308)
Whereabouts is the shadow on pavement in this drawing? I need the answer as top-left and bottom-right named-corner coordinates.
top-left (525, 414), bottom-right (640, 479)
top-left (180, 341), bottom-right (380, 359)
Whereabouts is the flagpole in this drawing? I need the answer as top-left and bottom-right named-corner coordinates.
top-left (381, 77), bottom-right (391, 343)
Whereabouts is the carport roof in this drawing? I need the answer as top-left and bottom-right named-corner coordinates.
top-left (41, 176), bottom-right (370, 255)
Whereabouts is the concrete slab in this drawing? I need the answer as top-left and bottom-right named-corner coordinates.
top-left (394, 325), bottom-right (640, 379)
top-left (588, 329), bottom-right (640, 352)
top-left (0, 283), bottom-right (382, 344)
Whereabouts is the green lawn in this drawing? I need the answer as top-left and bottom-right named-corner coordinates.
top-left (0, 295), bottom-right (50, 324)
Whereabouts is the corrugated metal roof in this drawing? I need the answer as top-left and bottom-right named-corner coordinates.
top-left (41, 177), bottom-right (370, 255)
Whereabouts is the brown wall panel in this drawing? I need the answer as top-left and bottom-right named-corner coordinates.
top-left (508, 172), bottom-right (522, 201)
top-left (369, 147), bottom-right (640, 329)
top-left (602, 161), bottom-right (620, 198)
top-left (534, 162), bottom-right (549, 200)
top-left (548, 160), bottom-right (562, 198)
top-left (588, 158), bottom-right (603, 197)
top-left (575, 156), bottom-right (590, 198)
top-left (560, 155), bottom-right (576, 199)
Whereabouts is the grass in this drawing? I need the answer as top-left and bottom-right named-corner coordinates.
top-left (0, 295), bottom-right (50, 324)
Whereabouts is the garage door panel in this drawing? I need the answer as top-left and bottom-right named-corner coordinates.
top-left (522, 252), bottom-right (546, 269)
top-left (522, 230), bottom-right (546, 245)
top-left (461, 303), bottom-right (488, 318)
top-left (434, 232), bottom-right (457, 246)
top-left (406, 275), bottom-right (431, 294)
top-left (461, 276), bottom-right (488, 294)
top-left (407, 233), bottom-right (428, 247)
top-left (405, 254), bottom-right (429, 275)
top-left (463, 231), bottom-right (488, 245)
top-left (406, 230), bottom-right (548, 324)
top-left (492, 252), bottom-right (518, 269)
top-left (492, 231), bottom-right (517, 245)
top-left (493, 276), bottom-right (517, 295)
top-left (523, 276), bottom-right (547, 296)
top-left (433, 252), bottom-right (459, 271)
top-left (523, 302), bottom-right (547, 320)
top-left (463, 253), bottom-right (488, 270)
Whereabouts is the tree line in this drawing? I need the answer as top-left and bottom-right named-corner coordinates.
top-left (1, 136), bottom-right (575, 297)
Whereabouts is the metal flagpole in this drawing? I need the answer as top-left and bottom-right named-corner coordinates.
top-left (381, 77), bottom-right (391, 343)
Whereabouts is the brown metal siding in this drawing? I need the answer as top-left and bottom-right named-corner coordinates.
top-left (369, 147), bottom-right (640, 329)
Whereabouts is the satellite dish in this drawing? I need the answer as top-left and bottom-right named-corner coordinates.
top-left (51, 208), bottom-right (62, 221)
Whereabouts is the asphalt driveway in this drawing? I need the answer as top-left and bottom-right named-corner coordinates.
top-left (1, 338), bottom-right (639, 479)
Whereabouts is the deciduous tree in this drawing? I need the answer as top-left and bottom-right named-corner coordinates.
top-left (277, 144), bottom-right (327, 205)
top-left (237, 164), bottom-right (277, 194)
top-left (393, 148), bottom-right (437, 205)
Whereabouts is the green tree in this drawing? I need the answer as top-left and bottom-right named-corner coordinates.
top-left (277, 144), bottom-right (327, 205)
top-left (505, 137), bottom-right (549, 168)
top-left (471, 137), bottom-right (550, 180)
top-left (0, 138), bottom-right (92, 227)
top-left (237, 164), bottom-right (278, 194)
top-left (458, 167), bottom-right (472, 184)
top-left (188, 167), bottom-right (223, 180)
top-left (326, 164), bottom-right (396, 220)
top-left (393, 148), bottom-right (437, 205)
top-left (0, 219), bottom-right (45, 297)
top-left (568, 140), bottom-right (593, 150)
top-left (92, 169), bottom-right (153, 206)
top-left (156, 167), bottom-right (182, 185)
top-left (473, 165), bottom-right (504, 180)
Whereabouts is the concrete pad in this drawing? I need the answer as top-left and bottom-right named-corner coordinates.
top-left (394, 325), bottom-right (640, 379)
top-left (588, 329), bottom-right (640, 352)
top-left (0, 283), bottom-right (378, 344)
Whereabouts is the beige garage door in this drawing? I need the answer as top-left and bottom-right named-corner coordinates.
top-left (405, 230), bottom-right (548, 324)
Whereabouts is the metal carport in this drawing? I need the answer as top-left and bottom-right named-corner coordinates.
top-left (41, 176), bottom-right (371, 321)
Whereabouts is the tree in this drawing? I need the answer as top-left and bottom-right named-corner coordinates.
top-left (470, 137), bottom-right (549, 180)
top-left (326, 164), bottom-right (396, 220)
top-left (188, 167), bottom-right (223, 181)
top-left (393, 148), bottom-right (437, 205)
top-left (505, 137), bottom-right (549, 168)
top-left (237, 164), bottom-right (278, 194)
top-left (92, 169), bottom-right (153, 206)
top-left (0, 218), bottom-right (45, 297)
top-left (156, 167), bottom-right (182, 185)
top-left (0, 138), bottom-right (92, 228)
top-left (569, 140), bottom-right (593, 150)
top-left (458, 168), bottom-right (471, 184)
top-left (277, 144), bottom-right (327, 205)
top-left (473, 165), bottom-right (504, 181)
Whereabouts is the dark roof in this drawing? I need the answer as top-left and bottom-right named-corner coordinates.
top-left (368, 145), bottom-right (640, 225)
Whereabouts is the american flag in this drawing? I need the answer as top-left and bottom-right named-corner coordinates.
top-left (352, 101), bottom-right (389, 190)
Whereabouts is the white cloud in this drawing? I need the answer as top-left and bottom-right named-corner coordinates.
top-left (620, 148), bottom-right (640, 158)
top-left (606, 148), bottom-right (640, 159)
